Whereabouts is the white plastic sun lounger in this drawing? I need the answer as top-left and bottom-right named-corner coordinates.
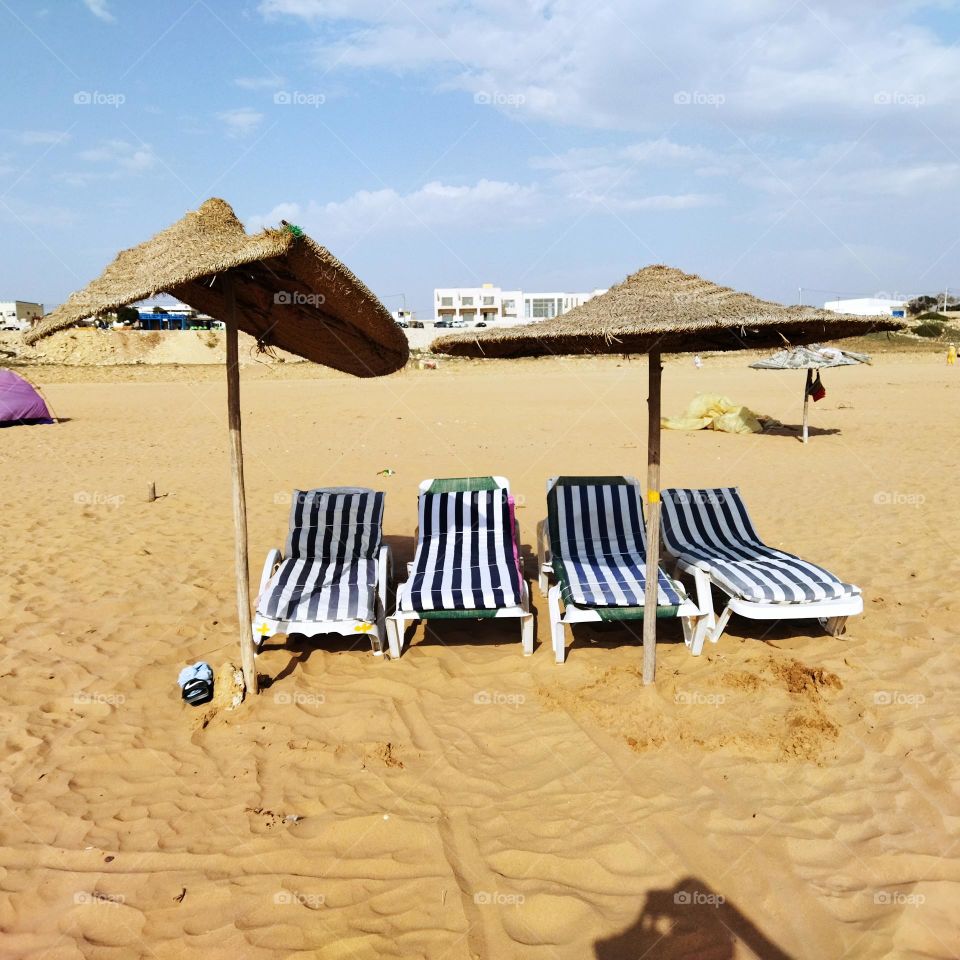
top-left (386, 476), bottom-right (534, 658)
top-left (536, 476), bottom-right (700, 663)
top-left (253, 487), bottom-right (391, 656)
top-left (660, 487), bottom-right (863, 654)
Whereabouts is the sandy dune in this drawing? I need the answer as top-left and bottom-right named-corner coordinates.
top-left (1, 350), bottom-right (958, 959)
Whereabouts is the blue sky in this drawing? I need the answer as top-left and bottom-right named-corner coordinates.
top-left (1, 0), bottom-right (959, 317)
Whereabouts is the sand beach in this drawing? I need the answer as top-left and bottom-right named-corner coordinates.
top-left (1, 340), bottom-right (957, 959)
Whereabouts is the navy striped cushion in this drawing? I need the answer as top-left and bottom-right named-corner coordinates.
top-left (402, 489), bottom-right (522, 611)
top-left (259, 557), bottom-right (378, 622)
top-left (286, 489), bottom-right (383, 560)
top-left (661, 488), bottom-right (860, 604)
top-left (257, 488), bottom-right (385, 624)
top-left (548, 478), bottom-right (683, 608)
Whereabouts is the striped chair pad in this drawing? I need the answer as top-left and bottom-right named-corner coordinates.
top-left (548, 478), bottom-right (683, 608)
top-left (286, 489), bottom-right (383, 560)
top-left (401, 488), bottom-right (522, 612)
top-left (661, 488), bottom-right (860, 604)
top-left (258, 557), bottom-right (378, 623)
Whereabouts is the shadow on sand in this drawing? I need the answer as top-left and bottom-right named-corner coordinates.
top-left (760, 422), bottom-right (840, 440)
top-left (595, 877), bottom-right (793, 960)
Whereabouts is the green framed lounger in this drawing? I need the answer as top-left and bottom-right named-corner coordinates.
top-left (536, 476), bottom-right (700, 663)
top-left (386, 476), bottom-right (533, 658)
top-left (253, 487), bottom-right (391, 656)
top-left (661, 487), bottom-right (863, 653)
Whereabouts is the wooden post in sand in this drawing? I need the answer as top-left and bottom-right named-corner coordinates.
top-left (642, 350), bottom-right (662, 686)
top-left (802, 368), bottom-right (812, 444)
top-left (223, 275), bottom-right (258, 696)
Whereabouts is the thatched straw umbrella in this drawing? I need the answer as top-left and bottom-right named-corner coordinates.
top-left (432, 265), bottom-right (902, 684)
top-left (25, 198), bottom-right (408, 694)
top-left (750, 344), bottom-right (870, 443)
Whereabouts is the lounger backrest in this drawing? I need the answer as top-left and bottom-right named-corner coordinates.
top-left (660, 487), bottom-right (763, 559)
top-left (547, 476), bottom-right (645, 561)
top-left (546, 476), bottom-right (684, 608)
top-left (286, 488), bottom-right (384, 560)
top-left (412, 485), bottom-right (521, 607)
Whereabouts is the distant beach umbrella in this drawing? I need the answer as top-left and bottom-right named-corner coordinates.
top-left (25, 198), bottom-right (408, 693)
top-left (432, 265), bottom-right (902, 684)
top-left (750, 344), bottom-right (871, 443)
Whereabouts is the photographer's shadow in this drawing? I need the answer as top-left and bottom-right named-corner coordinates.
top-left (595, 877), bottom-right (793, 960)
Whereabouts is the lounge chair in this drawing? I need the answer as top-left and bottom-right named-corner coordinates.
top-left (253, 487), bottom-right (391, 655)
top-left (660, 487), bottom-right (863, 653)
top-left (386, 477), bottom-right (533, 658)
top-left (536, 476), bottom-right (700, 663)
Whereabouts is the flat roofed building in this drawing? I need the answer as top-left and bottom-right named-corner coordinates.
top-left (823, 297), bottom-right (907, 318)
top-left (0, 300), bottom-right (44, 330)
top-left (434, 284), bottom-right (605, 326)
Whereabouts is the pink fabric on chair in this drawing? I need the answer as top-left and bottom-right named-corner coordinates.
top-left (507, 495), bottom-right (523, 582)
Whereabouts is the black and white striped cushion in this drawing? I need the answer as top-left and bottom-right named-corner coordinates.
top-left (401, 489), bottom-right (522, 611)
top-left (260, 557), bottom-right (378, 622)
top-left (549, 479), bottom-right (683, 607)
top-left (661, 488), bottom-right (860, 604)
top-left (286, 489), bottom-right (383, 559)
top-left (258, 489), bottom-right (384, 623)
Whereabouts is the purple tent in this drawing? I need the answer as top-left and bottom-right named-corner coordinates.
top-left (0, 369), bottom-right (54, 426)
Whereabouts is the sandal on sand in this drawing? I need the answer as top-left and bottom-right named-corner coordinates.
top-left (178, 662), bottom-right (214, 706)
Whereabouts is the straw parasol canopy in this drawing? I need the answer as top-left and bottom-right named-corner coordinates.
top-left (432, 265), bottom-right (904, 685)
top-left (432, 265), bottom-right (900, 358)
top-left (25, 198), bottom-right (408, 378)
top-left (26, 198), bottom-right (408, 696)
top-left (750, 344), bottom-right (871, 443)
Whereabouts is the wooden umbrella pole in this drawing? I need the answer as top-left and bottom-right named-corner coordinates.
top-left (802, 368), bottom-right (812, 444)
top-left (224, 275), bottom-right (258, 696)
top-left (642, 350), bottom-right (662, 685)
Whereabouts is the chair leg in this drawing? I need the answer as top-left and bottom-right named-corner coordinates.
top-left (385, 615), bottom-right (403, 659)
top-left (538, 570), bottom-right (549, 597)
top-left (521, 613), bottom-right (534, 656)
top-left (682, 615), bottom-right (709, 656)
top-left (548, 584), bottom-right (566, 663)
top-left (370, 609), bottom-right (386, 656)
top-left (689, 567), bottom-right (726, 647)
top-left (709, 604), bottom-right (733, 645)
top-left (823, 615), bottom-right (848, 637)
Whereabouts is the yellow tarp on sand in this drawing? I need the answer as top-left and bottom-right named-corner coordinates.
top-left (662, 394), bottom-right (762, 434)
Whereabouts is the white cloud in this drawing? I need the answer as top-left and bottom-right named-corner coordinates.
top-left (258, 0), bottom-right (376, 19)
top-left (218, 107), bottom-right (264, 138)
top-left (248, 179), bottom-right (542, 238)
top-left (258, 1), bottom-right (960, 135)
top-left (79, 139), bottom-right (156, 171)
top-left (234, 75), bottom-right (286, 90)
top-left (82, 0), bottom-right (115, 23)
top-left (532, 139), bottom-right (713, 173)
top-left (15, 130), bottom-right (71, 146)
top-left (59, 139), bottom-right (157, 184)
top-left (594, 193), bottom-right (721, 211)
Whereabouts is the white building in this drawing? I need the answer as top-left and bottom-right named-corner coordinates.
top-left (823, 297), bottom-right (907, 318)
top-left (433, 283), bottom-right (606, 327)
top-left (0, 300), bottom-right (44, 331)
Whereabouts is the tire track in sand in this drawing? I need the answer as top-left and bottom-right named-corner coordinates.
top-left (395, 698), bottom-right (515, 960)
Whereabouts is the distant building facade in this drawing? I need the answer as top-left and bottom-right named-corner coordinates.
top-left (433, 283), bottom-right (606, 326)
top-left (0, 300), bottom-right (44, 331)
top-left (823, 297), bottom-right (907, 318)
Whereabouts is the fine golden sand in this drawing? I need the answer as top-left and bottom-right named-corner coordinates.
top-left (2, 347), bottom-right (958, 959)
